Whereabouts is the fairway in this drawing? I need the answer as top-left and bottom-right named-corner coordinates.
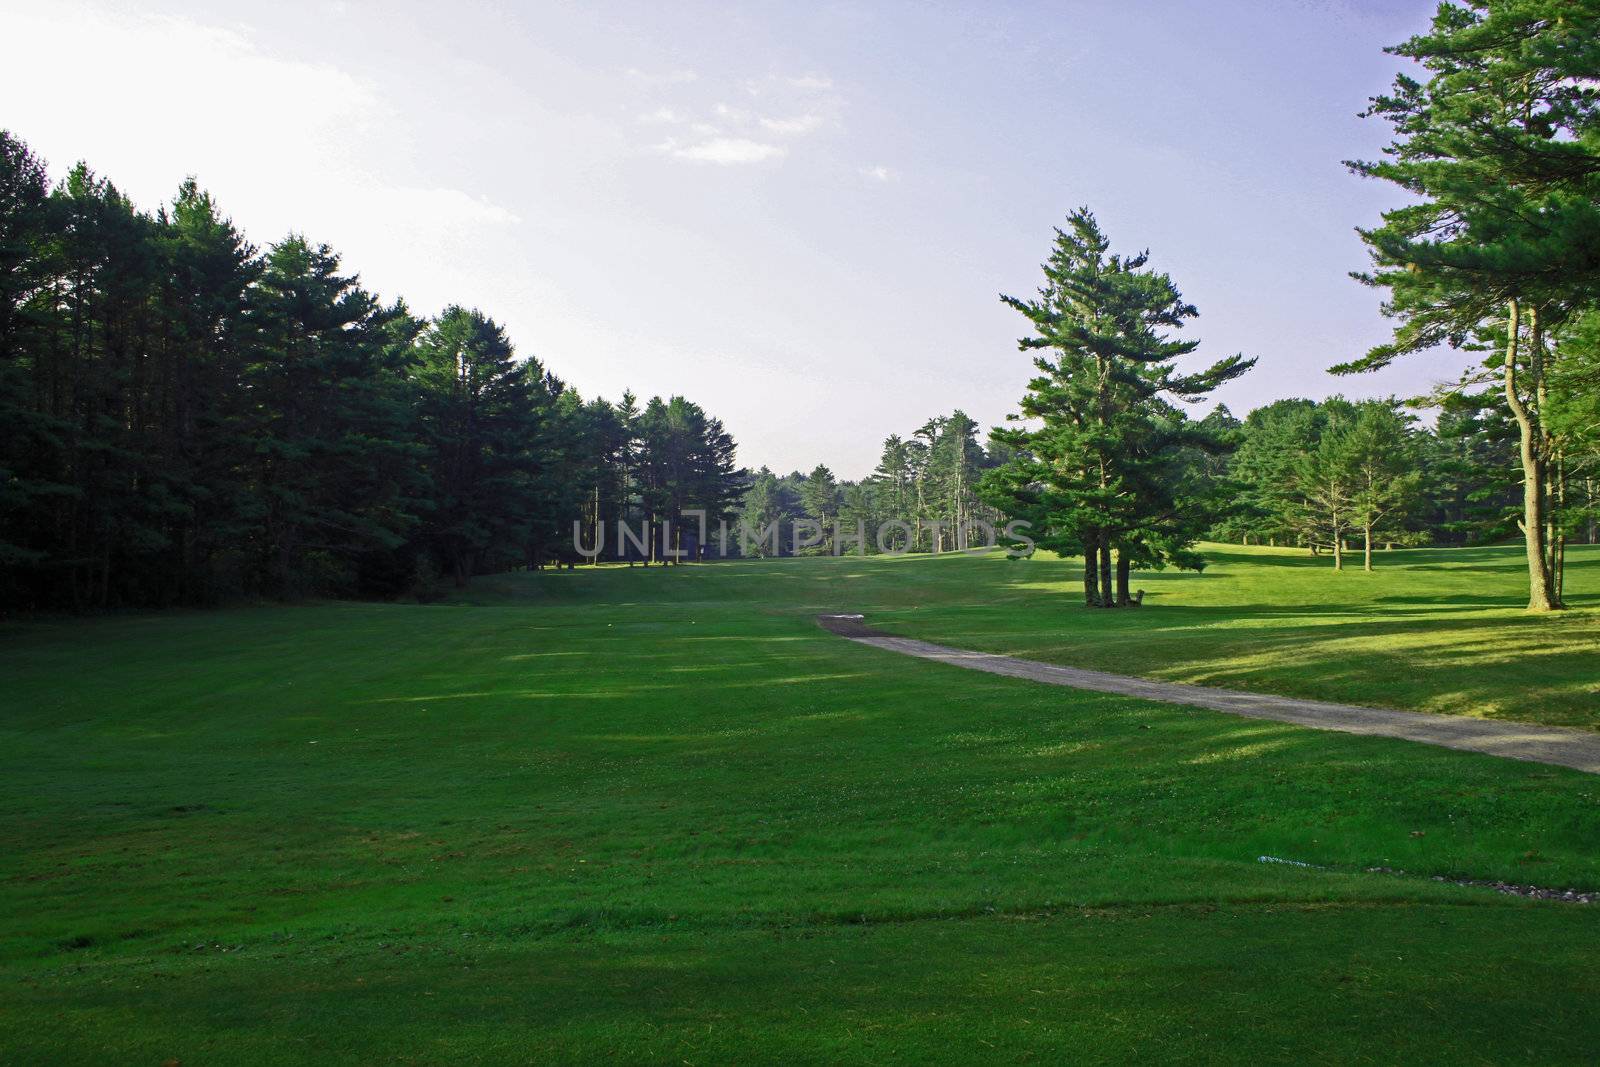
top-left (3, 545), bottom-right (1599, 1063)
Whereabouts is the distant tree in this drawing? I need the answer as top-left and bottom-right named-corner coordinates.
top-left (799, 463), bottom-right (839, 553)
top-left (738, 467), bottom-right (787, 557)
top-left (1291, 418), bottom-right (1358, 570)
top-left (0, 132), bottom-right (72, 601)
top-left (873, 434), bottom-right (911, 522)
top-left (1419, 392), bottom-right (1519, 546)
top-left (1214, 399), bottom-right (1321, 547)
top-left (1344, 403), bottom-right (1424, 570)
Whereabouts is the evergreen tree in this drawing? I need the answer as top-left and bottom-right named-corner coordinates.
top-left (414, 306), bottom-right (547, 586)
top-left (1342, 0), bottom-right (1600, 609)
top-left (799, 463), bottom-right (839, 554)
top-left (985, 209), bottom-right (1253, 606)
top-left (1344, 403), bottom-right (1425, 570)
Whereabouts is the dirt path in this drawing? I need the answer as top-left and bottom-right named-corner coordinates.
top-left (817, 614), bottom-right (1600, 775)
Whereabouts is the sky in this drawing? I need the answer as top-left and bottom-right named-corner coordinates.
top-left (3, 0), bottom-right (1475, 478)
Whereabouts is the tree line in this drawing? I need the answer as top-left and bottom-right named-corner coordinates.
top-left (1206, 393), bottom-right (1597, 581)
top-left (0, 130), bottom-right (740, 610)
top-left (736, 411), bottom-right (1005, 556)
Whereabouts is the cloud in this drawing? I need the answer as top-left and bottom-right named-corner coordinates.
top-left (661, 138), bottom-right (788, 165)
top-left (760, 114), bottom-right (824, 135)
top-left (636, 72), bottom-right (837, 167)
top-left (861, 165), bottom-right (896, 182)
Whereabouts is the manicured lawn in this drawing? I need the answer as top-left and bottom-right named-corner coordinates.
top-left (2, 545), bottom-right (1598, 1062)
top-left (865, 541), bottom-right (1600, 730)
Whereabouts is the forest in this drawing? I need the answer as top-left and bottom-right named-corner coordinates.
top-left (0, 131), bottom-right (741, 610)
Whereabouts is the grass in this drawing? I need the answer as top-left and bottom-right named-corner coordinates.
top-left (866, 541), bottom-right (1600, 729)
top-left (2, 543), bottom-right (1598, 1063)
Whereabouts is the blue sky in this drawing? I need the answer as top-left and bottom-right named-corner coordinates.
top-left (4, 0), bottom-right (1470, 477)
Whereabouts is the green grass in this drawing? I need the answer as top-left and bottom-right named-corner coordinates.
top-left (2, 544), bottom-right (1598, 1063)
top-left (867, 541), bottom-right (1600, 729)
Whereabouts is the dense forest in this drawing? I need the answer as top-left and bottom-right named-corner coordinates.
top-left (0, 131), bottom-right (741, 610)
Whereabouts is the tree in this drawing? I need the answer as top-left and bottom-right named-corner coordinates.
top-left (799, 463), bottom-right (839, 553)
top-left (1292, 419), bottom-right (1358, 570)
top-left (0, 128), bottom-right (744, 606)
top-left (738, 467), bottom-right (787, 557)
top-left (985, 208), bottom-right (1253, 606)
top-left (1343, 1), bottom-right (1600, 609)
top-left (0, 131), bottom-right (71, 602)
top-left (1214, 399), bottom-right (1321, 546)
top-left (1345, 404), bottom-right (1423, 570)
top-left (873, 434), bottom-right (911, 522)
top-left (414, 306), bottom-right (552, 586)
top-left (246, 237), bottom-right (423, 596)
top-left (1419, 391), bottom-right (1520, 546)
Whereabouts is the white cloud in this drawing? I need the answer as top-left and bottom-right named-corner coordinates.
top-left (630, 72), bottom-right (838, 167)
top-left (662, 138), bottom-right (787, 165)
top-left (760, 114), bottom-right (825, 135)
top-left (861, 165), bottom-right (896, 182)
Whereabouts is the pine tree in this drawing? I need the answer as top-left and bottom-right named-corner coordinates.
top-left (414, 306), bottom-right (545, 585)
top-left (1342, 1), bottom-right (1600, 609)
top-left (986, 209), bottom-right (1252, 606)
top-left (1345, 403), bottom-right (1424, 570)
top-left (799, 463), bottom-right (839, 554)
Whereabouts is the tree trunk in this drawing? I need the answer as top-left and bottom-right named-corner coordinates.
top-left (1503, 300), bottom-right (1560, 611)
top-left (1586, 476), bottom-right (1597, 544)
top-left (1115, 549), bottom-right (1133, 606)
top-left (1082, 536), bottom-right (1101, 607)
top-left (1363, 525), bottom-right (1372, 572)
top-left (1098, 540), bottom-right (1114, 608)
top-left (1332, 531), bottom-right (1342, 571)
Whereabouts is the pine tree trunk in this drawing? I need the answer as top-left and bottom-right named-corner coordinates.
top-left (1115, 550), bottom-right (1132, 606)
top-left (1503, 300), bottom-right (1559, 611)
top-left (1098, 540), bottom-right (1114, 608)
top-left (1332, 531), bottom-right (1342, 571)
top-left (1363, 525), bottom-right (1372, 572)
top-left (1082, 537), bottom-right (1100, 607)
top-left (1586, 477), bottom-right (1597, 544)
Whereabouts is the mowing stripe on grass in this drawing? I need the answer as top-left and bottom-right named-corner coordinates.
top-left (817, 614), bottom-right (1600, 775)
